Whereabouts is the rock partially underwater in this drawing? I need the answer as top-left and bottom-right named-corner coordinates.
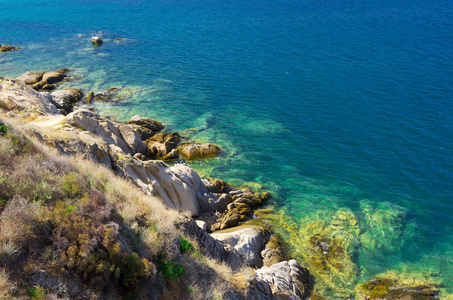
top-left (0, 44), bottom-right (22, 52)
top-left (16, 69), bottom-right (71, 91)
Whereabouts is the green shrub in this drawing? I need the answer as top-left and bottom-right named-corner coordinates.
top-left (45, 202), bottom-right (153, 294)
top-left (159, 259), bottom-right (185, 281)
top-left (61, 172), bottom-right (87, 199)
top-left (179, 237), bottom-right (195, 254)
top-left (0, 198), bottom-right (8, 211)
top-left (0, 125), bottom-right (9, 136)
top-left (5, 132), bottom-right (32, 155)
top-left (122, 230), bottom-right (140, 253)
top-left (28, 285), bottom-right (46, 300)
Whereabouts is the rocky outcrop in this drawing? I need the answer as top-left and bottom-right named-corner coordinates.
top-left (65, 109), bottom-right (148, 156)
top-left (206, 178), bottom-right (233, 194)
top-left (0, 77), bottom-right (59, 114)
top-left (128, 115), bottom-right (164, 132)
top-left (147, 132), bottom-right (181, 159)
top-left (178, 143), bottom-right (221, 160)
top-left (211, 225), bottom-right (271, 268)
top-left (115, 158), bottom-right (220, 216)
top-left (46, 135), bottom-right (112, 168)
top-left (50, 89), bottom-right (84, 114)
top-left (16, 72), bottom-right (44, 85)
top-left (254, 260), bottom-right (311, 300)
top-left (16, 69), bottom-right (70, 91)
top-left (211, 190), bottom-right (271, 231)
top-left (0, 45), bottom-right (21, 52)
top-left (176, 219), bottom-right (244, 270)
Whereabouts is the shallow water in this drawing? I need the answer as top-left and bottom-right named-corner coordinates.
top-left (1, 0), bottom-right (452, 297)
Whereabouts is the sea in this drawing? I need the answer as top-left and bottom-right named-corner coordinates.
top-left (1, 0), bottom-right (452, 298)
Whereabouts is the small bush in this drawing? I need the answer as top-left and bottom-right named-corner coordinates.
top-left (0, 125), bottom-right (9, 136)
top-left (179, 237), bottom-right (195, 254)
top-left (159, 259), bottom-right (185, 281)
top-left (61, 172), bottom-right (87, 199)
top-left (28, 285), bottom-right (46, 300)
top-left (4, 132), bottom-right (32, 155)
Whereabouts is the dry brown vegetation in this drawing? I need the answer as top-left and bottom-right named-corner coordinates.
top-left (0, 118), bottom-right (238, 299)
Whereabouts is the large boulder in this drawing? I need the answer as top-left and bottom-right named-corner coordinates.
top-left (211, 191), bottom-right (271, 231)
top-left (65, 109), bottom-right (148, 156)
top-left (50, 89), bottom-right (84, 113)
top-left (254, 260), bottom-right (312, 300)
top-left (0, 77), bottom-right (59, 114)
top-left (41, 71), bottom-right (67, 85)
top-left (16, 69), bottom-right (70, 91)
top-left (128, 115), bottom-right (164, 132)
top-left (147, 132), bottom-right (181, 159)
top-left (16, 72), bottom-right (44, 85)
top-left (178, 143), bottom-right (221, 160)
top-left (211, 225), bottom-right (271, 267)
top-left (115, 158), bottom-right (219, 216)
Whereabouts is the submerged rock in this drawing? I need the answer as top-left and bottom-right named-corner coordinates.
top-left (178, 143), bottom-right (221, 160)
top-left (359, 277), bottom-right (439, 300)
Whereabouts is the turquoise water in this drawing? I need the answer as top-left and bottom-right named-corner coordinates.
top-left (1, 0), bottom-right (452, 297)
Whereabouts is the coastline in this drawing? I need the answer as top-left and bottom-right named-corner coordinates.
top-left (1, 67), bottom-right (449, 299)
top-left (0, 71), bottom-right (314, 299)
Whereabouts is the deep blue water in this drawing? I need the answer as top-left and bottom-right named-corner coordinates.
top-left (1, 0), bottom-right (452, 297)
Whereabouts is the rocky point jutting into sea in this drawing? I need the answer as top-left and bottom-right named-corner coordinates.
top-left (0, 60), bottom-right (446, 299)
top-left (0, 68), bottom-right (314, 298)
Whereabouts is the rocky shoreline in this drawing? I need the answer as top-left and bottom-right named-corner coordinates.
top-left (0, 68), bottom-right (443, 300)
top-left (0, 69), bottom-right (314, 299)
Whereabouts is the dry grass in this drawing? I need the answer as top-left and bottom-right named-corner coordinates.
top-left (0, 196), bottom-right (35, 243)
top-left (0, 268), bottom-right (13, 299)
top-left (0, 117), bottom-right (249, 299)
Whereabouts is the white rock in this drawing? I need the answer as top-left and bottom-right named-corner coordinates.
top-left (0, 78), bottom-right (59, 114)
top-left (91, 36), bottom-right (103, 44)
top-left (115, 158), bottom-right (216, 216)
top-left (255, 259), bottom-right (311, 300)
top-left (65, 109), bottom-right (148, 156)
top-left (211, 226), bottom-right (269, 267)
top-left (195, 220), bottom-right (207, 231)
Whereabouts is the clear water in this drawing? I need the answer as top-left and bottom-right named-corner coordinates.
top-left (1, 0), bottom-right (452, 298)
